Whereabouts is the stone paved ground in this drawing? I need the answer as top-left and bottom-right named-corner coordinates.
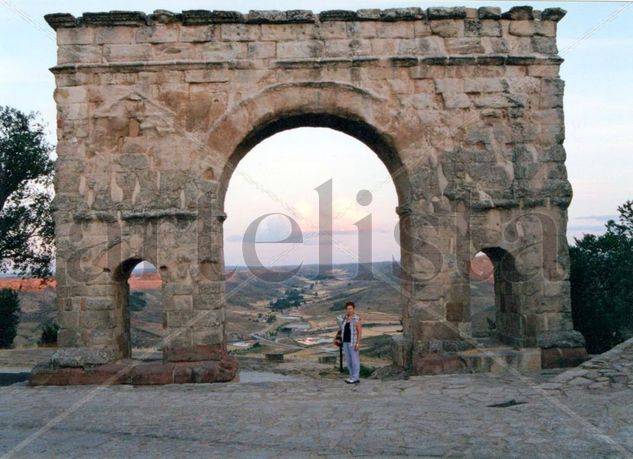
top-left (0, 366), bottom-right (632, 458)
top-left (1, 339), bottom-right (632, 458)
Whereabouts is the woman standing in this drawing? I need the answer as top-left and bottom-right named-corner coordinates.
top-left (334, 301), bottom-right (362, 384)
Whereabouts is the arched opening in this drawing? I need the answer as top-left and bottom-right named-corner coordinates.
top-left (469, 251), bottom-right (496, 343)
top-left (219, 112), bottom-right (411, 206)
top-left (113, 258), bottom-right (164, 360)
top-left (221, 122), bottom-right (405, 369)
top-left (469, 247), bottom-right (524, 346)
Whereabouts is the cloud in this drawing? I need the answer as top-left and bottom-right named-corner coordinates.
top-left (558, 37), bottom-right (633, 51)
top-left (567, 224), bottom-right (609, 233)
top-left (226, 227), bottom-right (396, 246)
top-left (225, 234), bottom-right (244, 243)
top-left (574, 214), bottom-right (619, 221)
top-left (0, 57), bottom-right (52, 85)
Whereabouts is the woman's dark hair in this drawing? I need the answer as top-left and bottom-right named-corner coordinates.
top-left (345, 301), bottom-right (356, 308)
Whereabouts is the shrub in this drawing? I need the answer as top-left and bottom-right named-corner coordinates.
top-left (0, 288), bottom-right (20, 348)
top-left (39, 318), bottom-right (59, 345)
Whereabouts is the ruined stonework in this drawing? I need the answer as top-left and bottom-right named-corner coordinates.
top-left (36, 5), bottom-right (587, 384)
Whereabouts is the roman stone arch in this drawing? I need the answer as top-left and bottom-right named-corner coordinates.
top-left (34, 5), bottom-right (589, 384)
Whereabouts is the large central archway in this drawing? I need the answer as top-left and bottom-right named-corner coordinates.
top-left (209, 82), bottom-right (417, 362)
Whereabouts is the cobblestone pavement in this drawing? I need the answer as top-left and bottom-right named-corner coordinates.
top-left (0, 366), bottom-right (632, 458)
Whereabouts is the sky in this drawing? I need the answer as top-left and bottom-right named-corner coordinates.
top-left (0, 1), bottom-right (631, 266)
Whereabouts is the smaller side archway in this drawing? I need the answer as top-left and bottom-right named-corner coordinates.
top-left (112, 258), bottom-right (164, 359)
top-left (472, 247), bottom-right (533, 346)
top-left (468, 251), bottom-right (496, 340)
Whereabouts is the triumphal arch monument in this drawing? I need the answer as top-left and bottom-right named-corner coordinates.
top-left (32, 6), bottom-right (588, 384)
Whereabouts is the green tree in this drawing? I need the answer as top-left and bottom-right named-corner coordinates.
top-left (0, 106), bottom-right (55, 278)
top-left (0, 288), bottom-right (20, 348)
top-left (570, 200), bottom-right (633, 353)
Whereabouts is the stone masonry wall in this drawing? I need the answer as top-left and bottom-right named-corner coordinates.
top-left (45, 6), bottom-right (585, 374)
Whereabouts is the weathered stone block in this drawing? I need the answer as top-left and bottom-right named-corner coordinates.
top-left (54, 86), bottom-right (89, 104)
top-left (103, 44), bottom-right (151, 61)
top-left (464, 78), bottom-right (504, 93)
top-left (417, 321), bottom-right (462, 340)
top-left (82, 297), bottom-right (114, 311)
top-left (376, 22), bottom-right (414, 39)
top-left (164, 344), bottom-right (226, 362)
top-left (427, 7), bottom-right (466, 19)
top-left (181, 10), bottom-right (243, 25)
top-left (429, 19), bottom-right (463, 38)
top-left (445, 37), bottom-right (484, 54)
top-left (221, 23), bottom-right (262, 41)
top-left (57, 27), bottom-right (95, 45)
top-left (136, 25), bottom-right (179, 43)
top-left (180, 25), bottom-right (220, 42)
top-left (30, 362), bottom-right (127, 385)
top-left (464, 19), bottom-right (481, 37)
top-left (45, 13), bottom-right (77, 30)
top-left (391, 334), bottom-right (411, 368)
top-left (32, 356), bottom-right (238, 385)
top-left (509, 20), bottom-right (535, 37)
top-left (80, 310), bottom-right (115, 329)
top-left (445, 302), bottom-right (465, 321)
top-left (51, 347), bottom-right (116, 368)
top-left (502, 6), bottom-right (534, 20)
top-left (201, 42), bottom-right (246, 60)
top-left (527, 65), bottom-right (559, 78)
top-left (442, 93), bottom-right (471, 109)
top-left (541, 347), bottom-right (588, 369)
top-left (95, 26), bottom-right (137, 44)
top-left (532, 36), bottom-right (558, 54)
top-left (247, 41), bottom-right (276, 59)
top-left (325, 39), bottom-right (371, 57)
top-left (184, 68), bottom-right (230, 83)
top-left (535, 21), bottom-right (556, 37)
top-left (538, 330), bottom-right (585, 349)
top-left (477, 7), bottom-right (501, 20)
top-left (355, 9), bottom-right (381, 21)
top-left (319, 10), bottom-right (357, 22)
top-left (413, 354), bottom-right (467, 374)
top-left (277, 40), bottom-right (324, 59)
top-left (473, 93), bottom-right (526, 109)
top-left (541, 8), bottom-right (567, 22)
top-left (397, 37), bottom-right (444, 55)
top-left (58, 45), bottom-right (102, 64)
top-left (412, 301), bottom-right (445, 321)
top-left (479, 20), bottom-right (502, 37)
